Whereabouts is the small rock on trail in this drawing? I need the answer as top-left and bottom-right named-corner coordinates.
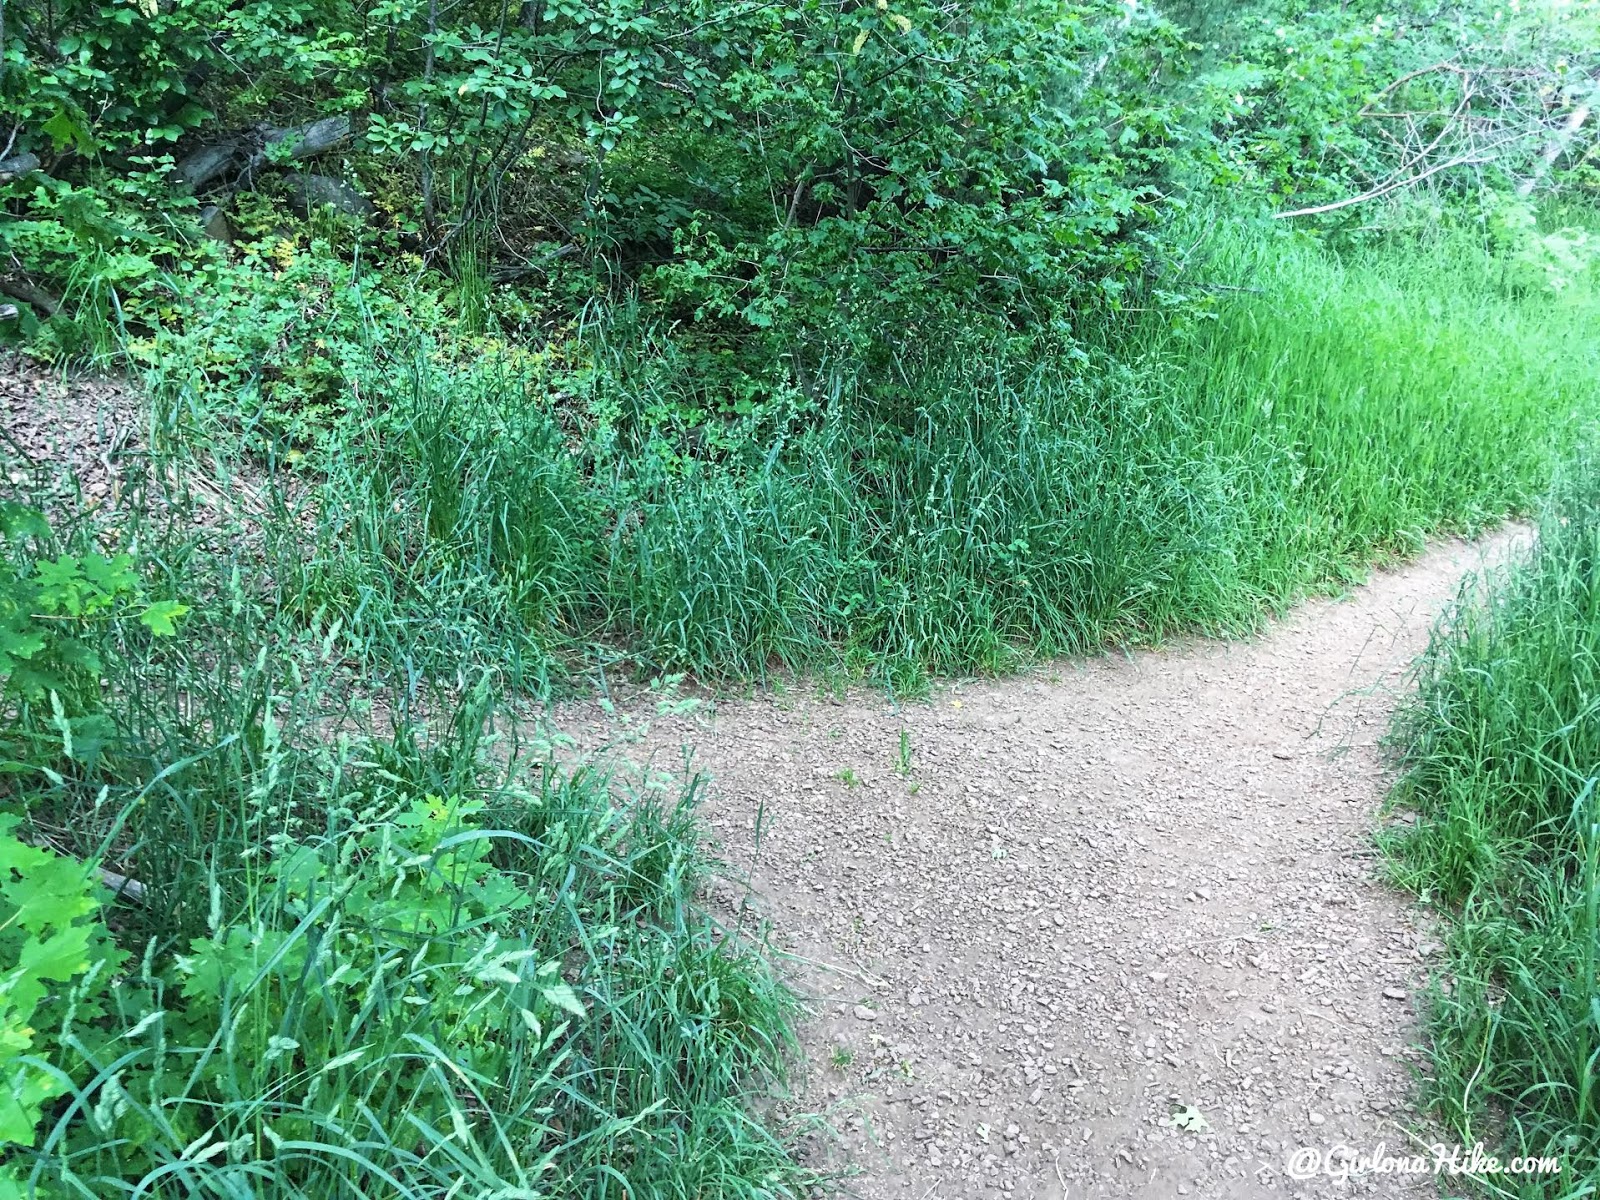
top-left (561, 531), bottom-right (1524, 1199)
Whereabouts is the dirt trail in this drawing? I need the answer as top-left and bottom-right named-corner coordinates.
top-left (563, 532), bottom-right (1526, 1199)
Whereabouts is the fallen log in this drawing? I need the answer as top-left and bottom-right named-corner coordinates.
top-left (172, 139), bottom-right (242, 191)
top-left (0, 152), bottom-right (41, 184)
top-left (0, 275), bottom-right (60, 317)
top-left (1518, 74), bottom-right (1600, 197)
top-left (174, 116), bottom-right (353, 192)
top-left (257, 115), bottom-right (352, 166)
top-left (101, 868), bottom-right (148, 904)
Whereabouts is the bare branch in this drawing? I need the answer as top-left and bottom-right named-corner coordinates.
top-left (1273, 154), bottom-right (1493, 219)
top-left (1517, 75), bottom-right (1600, 197)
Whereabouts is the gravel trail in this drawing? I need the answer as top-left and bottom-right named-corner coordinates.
top-left (562, 531), bottom-right (1524, 1199)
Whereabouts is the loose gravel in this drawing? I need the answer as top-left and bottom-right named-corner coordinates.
top-left (559, 531), bottom-right (1524, 1199)
top-left (1, 354), bottom-right (143, 509)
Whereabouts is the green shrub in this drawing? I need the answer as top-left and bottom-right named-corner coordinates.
top-left (24, 777), bottom-right (806, 1198)
top-left (1182, 0), bottom-right (1599, 211)
top-left (0, 452), bottom-right (810, 1197)
top-left (0, 820), bottom-right (123, 1189)
top-left (0, 504), bottom-right (187, 771)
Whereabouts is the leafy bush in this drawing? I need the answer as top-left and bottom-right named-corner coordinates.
top-left (140, 246), bottom-right (447, 443)
top-left (0, 821), bottom-right (122, 1187)
top-left (1489, 197), bottom-right (1599, 297)
top-left (635, 0), bottom-right (1187, 356)
top-left (24, 778), bottom-right (806, 1198)
top-left (1188, 0), bottom-right (1599, 208)
top-left (4, 0), bottom-right (1192, 370)
top-left (0, 503), bottom-right (187, 771)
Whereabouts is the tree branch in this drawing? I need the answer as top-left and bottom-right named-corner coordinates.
top-left (1273, 153), bottom-right (1493, 219)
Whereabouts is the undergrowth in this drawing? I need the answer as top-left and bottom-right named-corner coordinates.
top-left (165, 214), bottom-right (1600, 693)
top-left (0, 476), bottom-right (814, 1197)
top-left (3, 0), bottom-right (1597, 1192)
top-left (7, 205), bottom-right (1590, 1196)
top-left (1384, 468), bottom-right (1600, 1198)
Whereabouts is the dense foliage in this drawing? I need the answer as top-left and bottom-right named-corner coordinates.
top-left (1, 0), bottom-right (1598, 1195)
top-left (0, 496), bottom-right (808, 1197)
top-left (2, 0), bottom-right (1198, 373)
top-left (5, 0), bottom-right (1592, 372)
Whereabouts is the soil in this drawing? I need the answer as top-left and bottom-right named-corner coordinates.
top-left (1, 354), bottom-right (144, 509)
top-left (2, 354), bottom-right (276, 530)
top-left (559, 531), bottom-right (1525, 1199)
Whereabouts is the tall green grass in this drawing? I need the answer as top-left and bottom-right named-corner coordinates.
top-left (1384, 470), bottom-right (1600, 1197)
top-left (1, 461), bottom-right (814, 1198)
top-left (230, 216), bottom-right (1599, 690)
top-left (1140, 220), bottom-right (1596, 571)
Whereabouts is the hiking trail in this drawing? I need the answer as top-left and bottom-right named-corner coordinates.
top-left (559, 531), bottom-right (1523, 1199)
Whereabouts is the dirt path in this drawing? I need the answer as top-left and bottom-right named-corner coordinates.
top-left (561, 532), bottom-right (1525, 1199)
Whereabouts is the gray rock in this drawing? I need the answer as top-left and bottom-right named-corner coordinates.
top-left (199, 205), bottom-right (233, 244)
top-left (172, 141), bottom-right (242, 191)
top-left (0, 153), bottom-right (41, 184)
top-left (286, 172), bottom-right (374, 218)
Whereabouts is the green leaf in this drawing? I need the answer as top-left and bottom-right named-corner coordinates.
top-left (42, 109), bottom-right (95, 155)
top-left (0, 505), bottom-right (48, 542)
top-left (18, 925), bottom-right (95, 990)
top-left (139, 600), bottom-right (189, 637)
top-left (0, 614), bottom-right (47, 674)
top-left (1, 854), bottom-right (100, 930)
